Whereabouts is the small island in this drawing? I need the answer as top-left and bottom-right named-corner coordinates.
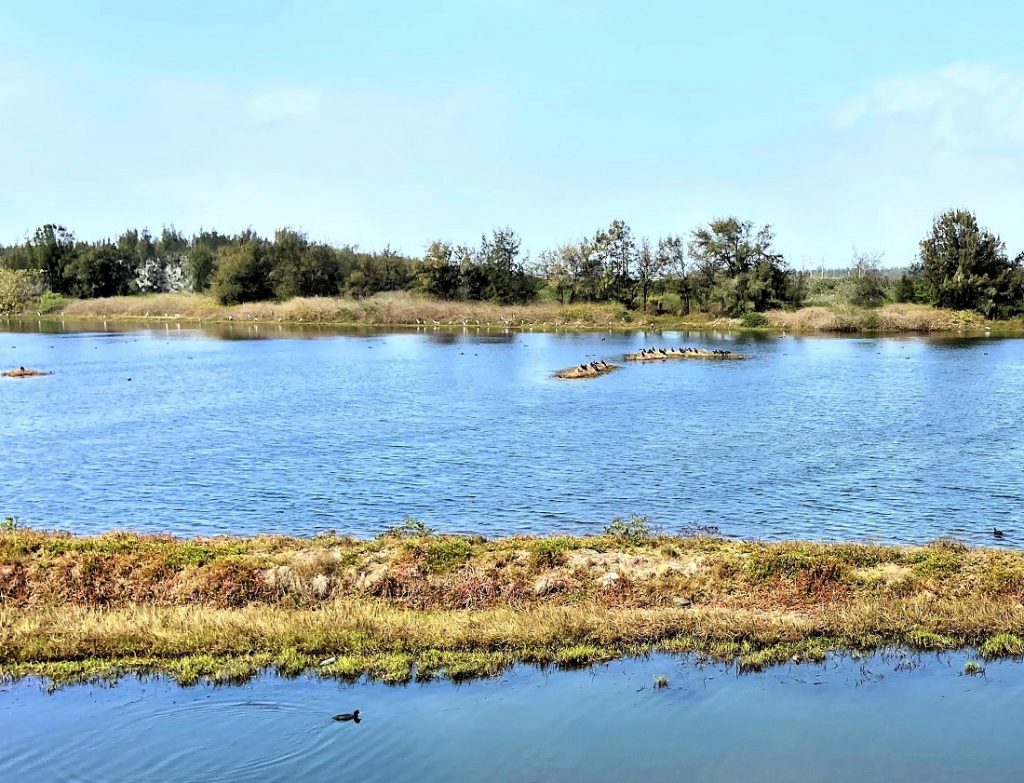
top-left (554, 360), bottom-right (618, 379)
top-left (624, 347), bottom-right (747, 362)
top-left (2, 367), bottom-right (53, 378)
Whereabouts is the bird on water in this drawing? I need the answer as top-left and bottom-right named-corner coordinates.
top-left (992, 526), bottom-right (1005, 539)
top-left (333, 710), bottom-right (361, 723)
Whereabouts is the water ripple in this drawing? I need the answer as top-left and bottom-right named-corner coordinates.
top-left (2, 327), bottom-right (1023, 546)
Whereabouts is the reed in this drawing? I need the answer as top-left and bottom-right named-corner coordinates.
top-left (53, 292), bottom-right (630, 329)
top-left (27, 293), bottom-right (1020, 333)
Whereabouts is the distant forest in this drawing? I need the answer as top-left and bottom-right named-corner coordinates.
top-left (2, 210), bottom-right (1023, 318)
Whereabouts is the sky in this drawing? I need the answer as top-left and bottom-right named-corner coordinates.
top-left (1, 0), bottom-right (1023, 268)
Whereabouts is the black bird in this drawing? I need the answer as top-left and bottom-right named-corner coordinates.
top-left (333, 710), bottom-right (361, 723)
top-left (993, 526), bottom-right (1005, 539)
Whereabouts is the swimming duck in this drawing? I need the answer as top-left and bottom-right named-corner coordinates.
top-left (333, 709), bottom-right (361, 723)
top-left (993, 526), bottom-right (1005, 539)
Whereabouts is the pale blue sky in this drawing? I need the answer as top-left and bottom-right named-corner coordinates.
top-left (2, 1), bottom-right (1023, 267)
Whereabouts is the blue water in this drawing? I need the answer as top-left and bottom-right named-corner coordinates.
top-left (2, 322), bottom-right (1023, 543)
top-left (2, 653), bottom-right (1022, 782)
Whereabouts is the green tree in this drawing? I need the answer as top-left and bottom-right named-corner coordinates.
top-left (656, 235), bottom-right (688, 313)
top-left (919, 209), bottom-right (1012, 317)
top-left (210, 242), bottom-right (273, 304)
top-left (186, 231), bottom-right (231, 292)
top-left (0, 268), bottom-right (40, 314)
top-left (594, 220), bottom-right (636, 305)
top-left (850, 251), bottom-right (887, 307)
top-left (893, 274), bottom-right (917, 303)
top-left (459, 244), bottom-right (488, 301)
top-left (687, 218), bottom-right (789, 315)
top-left (418, 240), bottom-right (462, 300)
top-left (635, 237), bottom-right (669, 312)
top-left (478, 227), bottom-right (534, 303)
top-left (63, 243), bottom-right (136, 298)
top-left (30, 225), bottom-right (77, 294)
top-left (267, 228), bottom-right (331, 299)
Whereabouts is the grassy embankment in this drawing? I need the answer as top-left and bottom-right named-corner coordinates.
top-left (4, 524), bottom-right (1024, 686)
top-left (13, 292), bottom-right (1024, 333)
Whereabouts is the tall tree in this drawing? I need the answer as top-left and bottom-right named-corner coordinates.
top-left (656, 235), bottom-right (687, 313)
top-left (594, 220), bottom-right (636, 305)
top-left (478, 227), bottom-right (527, 303)
top-left (267, 228), bottom-right (312, 299)
top-left (634, 238), bottom-right (666, 312)
top-left (63, 242), bottom-right (136, 298)
top-left (210, 241), bottom-right (273, 304)
top-left (187, 230), bottom-right (231, 292)
top-left (920, 209), bottom-right (1010, 316)
top-left (687, 218), bottom-right (788, 315)
top-left (849, 251), bottom-right (886, 307)
top-left (30, 224), bottom-right (76, 294)
top-left (419, 240), bottom-right (462, 300)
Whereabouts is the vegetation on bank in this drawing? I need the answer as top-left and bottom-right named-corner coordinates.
top-left (3, 209), bottom-right (1023, 325)
top-left (5, 521), bottom-right (1024, 687)
top-left (8, 292), bottom-right (1021, 335)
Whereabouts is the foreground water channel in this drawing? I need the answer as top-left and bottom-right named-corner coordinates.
top-left (1, 653), bottom-right (1021, 782)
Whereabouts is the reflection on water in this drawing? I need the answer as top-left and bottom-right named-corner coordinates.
top-left (2, 321), bottom-right (1024, 544)
top-left (2, 653), bottom-right (1023, 782)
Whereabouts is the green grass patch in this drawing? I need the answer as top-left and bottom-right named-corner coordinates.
top-left (529, 537), bottom-right (580, 569)
top-left (981, 633), bottom-right (1024, 659)
top-left (417, 537), bottom-right (473, 574)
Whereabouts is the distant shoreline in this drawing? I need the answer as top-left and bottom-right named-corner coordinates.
top-left (2, 527), bottom-right (1022, 686)
top-left (5, 292), bottom-right (1024, 335)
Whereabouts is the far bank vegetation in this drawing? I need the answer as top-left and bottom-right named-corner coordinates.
top-left (3, 210), bottom-right (1023, 331)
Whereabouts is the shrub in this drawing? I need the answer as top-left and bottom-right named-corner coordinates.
top-left (209, 244), bottom-right (273, 305)
top-left (850, 273), bottom-right (887, 308)
top-left (603, 514), bottom-right (656, 542)
top-left (380, 518), bottom-right (435, 538)
top-left (419, 537), bottom-right (472, 573)
top-left (910, 548), bottom-right (963, 578)
top-left (929, 536), bottom-right (968, 553)
top-left (740, 311), bottom-right (769, 328)
top-left (0, 269), bottom-right (40, 314)
top-left (37, 291), bottom-right (69, 314)
top-left (530, 537), bottom-right (578, 569)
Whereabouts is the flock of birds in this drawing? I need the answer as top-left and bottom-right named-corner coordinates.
top-left (632, 346), bottom-right (735, 357)
top-left (576, 360), bottom-right (612, 373)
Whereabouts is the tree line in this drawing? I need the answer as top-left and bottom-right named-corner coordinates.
top-left (1, 209), bottom-right (1023, 318)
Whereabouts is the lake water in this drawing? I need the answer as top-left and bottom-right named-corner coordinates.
top-left (2, 321), bottom-right (1023, 544)
top-left (2, 653), bottom-right (1022, 782)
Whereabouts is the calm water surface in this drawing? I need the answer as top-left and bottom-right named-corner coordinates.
top-left (2, 654), bottom-right (1022, 782)
top-left (2, 321), bottom-right (1023, 543)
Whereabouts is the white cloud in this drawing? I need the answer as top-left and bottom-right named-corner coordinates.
top-left (801, 61), bottom-right (1024, 263)
top-left (243, 87), bottom-right (322, 126)
top-left (828, 61), bottom-right (1024, 153)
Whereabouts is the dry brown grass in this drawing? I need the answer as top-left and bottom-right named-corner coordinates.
top-left (764, 304), bottom-right (986, 332)
top-left (57, 292), bottom-right (630, 329)
top-left (48, 293), bottom-right (1020, 334)
top-left (4, 529), bottom-right (1024, 684)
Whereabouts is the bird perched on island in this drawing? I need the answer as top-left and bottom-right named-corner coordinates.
top-left (333, 709), bottom-right (361, 723)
